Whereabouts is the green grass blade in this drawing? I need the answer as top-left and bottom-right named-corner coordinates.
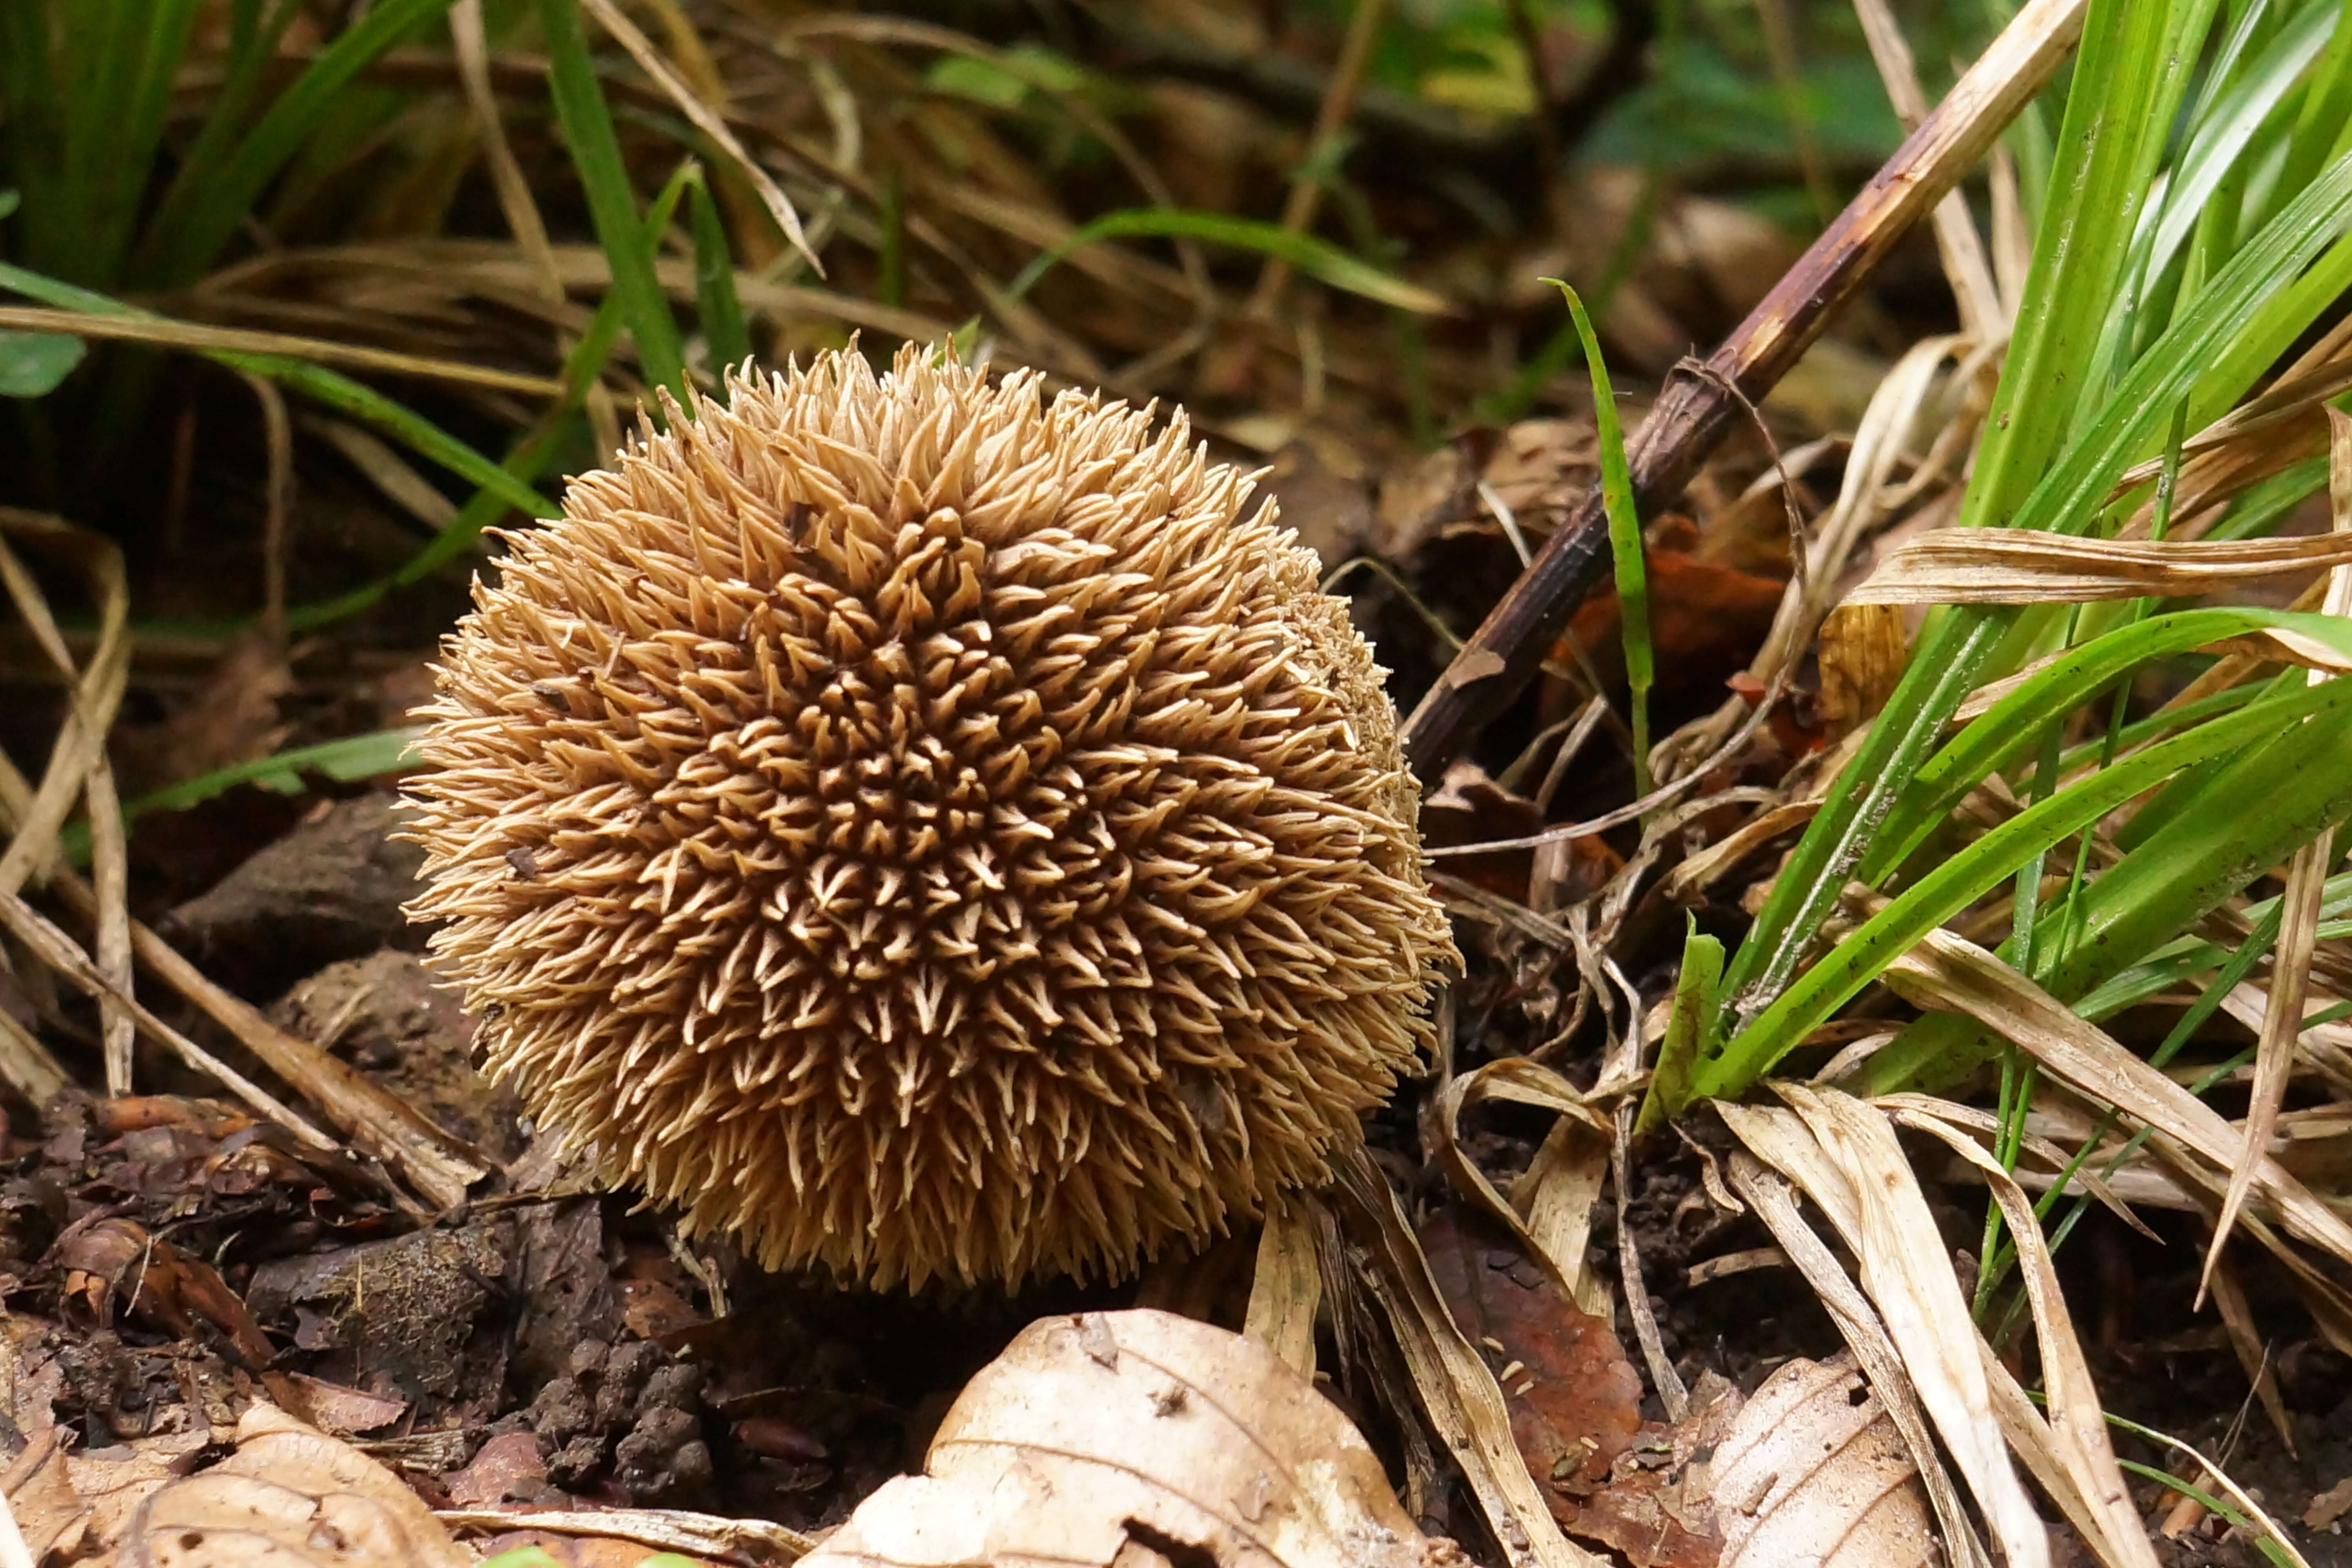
top-left (1637, 921), bottom-right (1720, 1134)
top-left (280, 160), bottom-right (696, 629)
top-left (687, 166), bottom-right (752, 378)
top-left (132, 0), bottom-right (457, 284)
top-left (540, 0), bottom-right (687, 402)
top-left (0, 328), bottom-right (83, 395)
top-left (1862, 606), bottom-right (2352, 880)
top-left (1713, 0), bottom-right (2183, 1035)
top-left (2140, 4), bottom-right (2332, 308)
top-left (0, 260), bottom-right (556, 520)
top-left (1862, 691), bottom-right (2352, 1091)
top-left (1550, 279), bottom-right (1652, 798)
top-left (1696, 673), bottom-right (2352, 1095)
top-left (1003, 207), bottom-right (1447, 315)
top-left (60, 725), bottom-right (426, 864)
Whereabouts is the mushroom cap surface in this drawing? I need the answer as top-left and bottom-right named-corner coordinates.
top-left (405, 346), bottom-right (1457, 1287)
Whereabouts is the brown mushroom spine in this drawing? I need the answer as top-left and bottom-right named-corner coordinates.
top-left (404, 345), bottom-right (1457, 1289)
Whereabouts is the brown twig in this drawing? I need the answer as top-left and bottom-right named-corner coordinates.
top-left (1397, 0), bottom-right (2089, 784)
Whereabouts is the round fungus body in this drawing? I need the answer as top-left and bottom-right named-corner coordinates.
top-left (405, 345), bottom-right (1458, 1289)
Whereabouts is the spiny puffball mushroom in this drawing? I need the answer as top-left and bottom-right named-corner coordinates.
top-left (404, 345), bottom-right (1458, 1289)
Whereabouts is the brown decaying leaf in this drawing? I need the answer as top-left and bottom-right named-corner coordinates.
top-left (1419, 1210), bottom-right (1644, 1515)
top-left (1323, 1150), bottom-right (1612, 1568)
top-left (1814, 604), bottom-right (1907, 742)
top-left (799, 1308), bottom-right (1441, 1568)
top-left (1568, 528), bottom-right (1788, 697)
top-left (1565, 1373), bottom-right (1737, 1568)
top-left (1710, 1356), bottom-right (1937, 1568)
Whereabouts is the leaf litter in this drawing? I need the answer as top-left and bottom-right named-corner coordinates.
top-left (16, 0), bottom-right (2352, 1564)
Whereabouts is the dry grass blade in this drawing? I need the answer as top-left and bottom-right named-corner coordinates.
top-left (2203, 408), bottom-right (2352, 1302)
top-left (1245, 0), bottom-right (1387, 315)
top-left (1884, 927), bottom-right (2352, 1264)
top-left (1871, 1094), bottom-right (2155, 1240)
top-left (0, 1008), bottom-right (68, 1108)
top-left (2113, 1416), bottom-right (2315, 1568)
top-left (1721, 1089), bottom-right (2051, 1568)
top-left (578, 0), bottom-right (822, 276)
top-left (1432, 1056), bottom-right (1612, 1304)
top-left (1846, 527), bottom-right (2352, 604)
top-left (241, 370), bottom-right (294, 641)
top-left (0, 883), bottom-right (326, 1145)
top-left (0, 307), bottom-right (562, 394)
top-left (0, 510), bottom-right (133, 1092)
top-left (2111, 316), bottom-right (2352, 503)
top-left (450, 0), bottom-right (562, 303)
top-left (1681, 334), bottom-right (1983, 769)
top-left (2206, 1261), bottom-right (2295, 1451)
top-left (1246, 1193), bottom-right (1321, 1377)
top-left (1754, 1093), bottom-right (2142, 1562)
top-left (1887, 1106), bottom-right (2155, 1568)
top-left (1850, 0), bottom-right (2002, 338)
top-left (87, 880), bottom-right (487, 1211)
top-left (303, 417), bottom-right (459, 531)
top-left (1612, 1098), bottom-right (1690, 1421)
top-left (1322, 1148), bottom-right (1609, 1568)
top-left (1726, 1151), bottom-right (1991, 1568)
top-left (1512, 1110), bottom-right (1612, 1317)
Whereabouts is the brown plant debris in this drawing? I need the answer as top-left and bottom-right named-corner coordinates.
top-left (404, 345), bottom-right (1458, 1289)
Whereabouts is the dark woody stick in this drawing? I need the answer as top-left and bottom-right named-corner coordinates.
top-left (1398, 0), bottom-right (2089, 783)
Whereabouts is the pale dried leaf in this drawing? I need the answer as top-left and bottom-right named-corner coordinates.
top-left (1888, 1109), bottom-right (2155, 1568)
top-left (1730, 1087), bottom-right (2050, 1568)
top-left (1844, 528), bottom-right (2352, 605)
top-left (800, 1308), bottom-right (1441, 1568)
top-left (99, 1405), bottom-right (470, 1568)
top-left (1724, 1152), bottom-right (1989, 1568)
top-left (1711, 1356), bottom-right (1937, 1568)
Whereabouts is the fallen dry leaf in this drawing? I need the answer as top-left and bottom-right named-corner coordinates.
top-left (1570, 546), bottom-right (1787, 697)
top-left (1710, 1356), bottom-right (1936, 1568)
top-left (801, 1308), bottom-right (1446, 1568)
top-left (285, 1375), bottom-right (408, 1438)
top-left (1815, 604), bottom-right (1908, 742)
top-left (98, 1404), bottom-right (472, 1568)
top-left (1568, 1373), bottom-right (1740, 1568)
top-left (5, 1430), bottom-right (92, 1564)
top-left (1418, 1210), bottom-right (1644, 1519)
top-left (1422, 761), bottom-right (1546, 903)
